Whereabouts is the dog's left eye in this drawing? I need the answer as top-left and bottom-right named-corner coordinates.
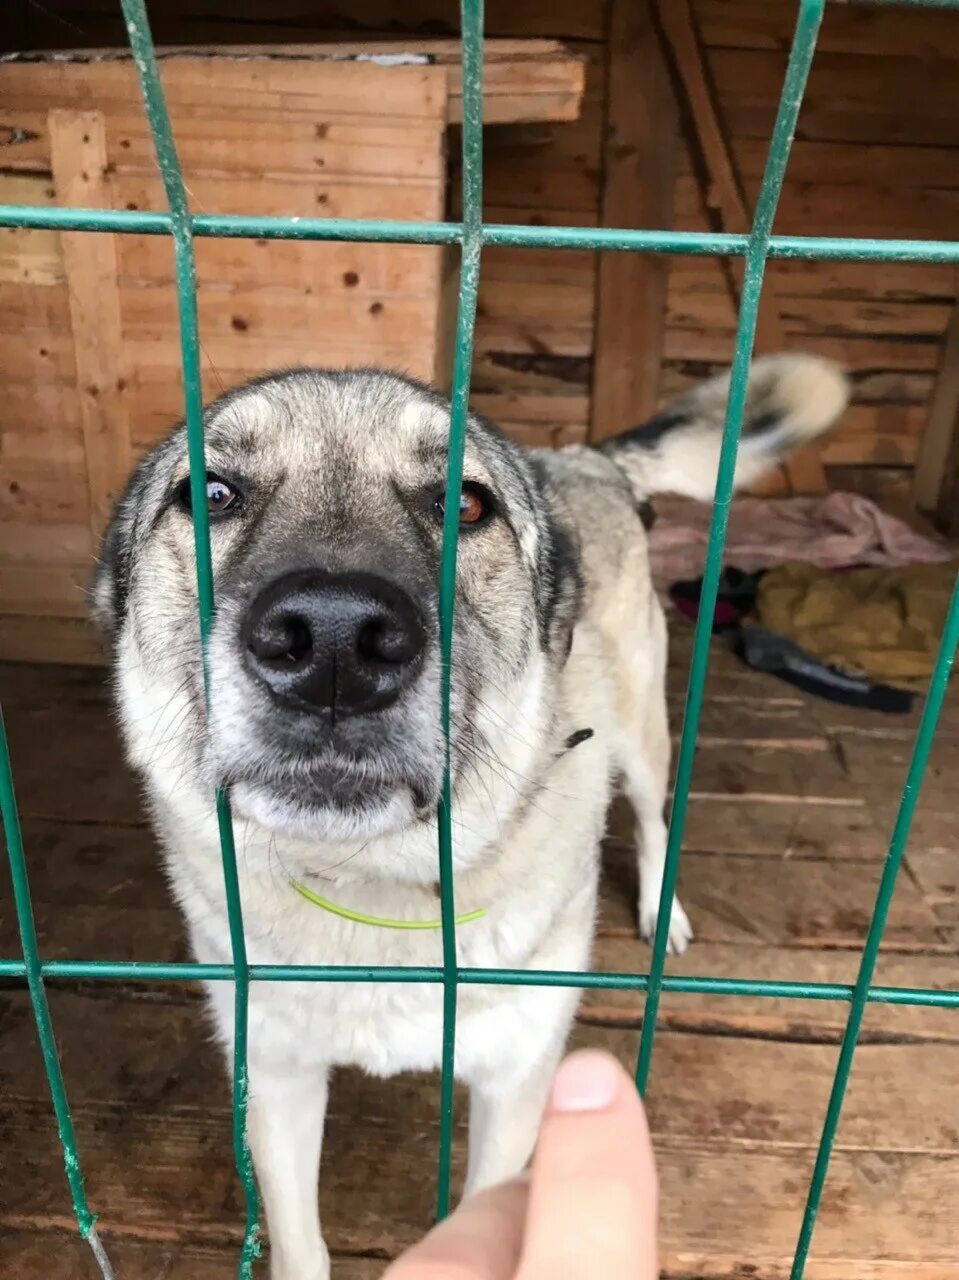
top-left (175, 472), bottom-right (241, 518)
top-left (434, 482), bottom-right (493, 528)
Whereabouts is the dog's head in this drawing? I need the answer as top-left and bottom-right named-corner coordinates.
top-left (92, 369), bottom-right (581, 866)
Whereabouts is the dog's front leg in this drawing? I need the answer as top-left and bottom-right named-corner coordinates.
top-left (247, 1067), bottom-right (331, 1280)
top-left (464, 1049), bottom-right (562, 1196)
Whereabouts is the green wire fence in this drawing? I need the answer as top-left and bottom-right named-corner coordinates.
top-left (1, 0), bottom-right (958, 1277)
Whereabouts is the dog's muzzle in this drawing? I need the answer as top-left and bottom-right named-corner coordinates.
top-left (242, 569), bottom-right (426, 717)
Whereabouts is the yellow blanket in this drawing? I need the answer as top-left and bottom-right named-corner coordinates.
top-left (755, 561), bottom-right (959, 689)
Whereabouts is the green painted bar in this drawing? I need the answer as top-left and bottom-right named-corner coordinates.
top-left (119, 2), bottom-right (261, 1272)
top-left (3, 955), bottom-right (959, 1011)
top-left (790, 572), bottom-right (959, 1279)
top-left (433, 0), bottom-right (486, 1221)
top-left (0, 709), bottom-right (114, 1279)
top-left (635, 0), bottom-right (826, 1097)
top-left (4, 200), bottom-right (959, 266)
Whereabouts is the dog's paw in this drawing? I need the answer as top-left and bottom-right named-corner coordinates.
top-left (639, 895), bottom-right (693, 956)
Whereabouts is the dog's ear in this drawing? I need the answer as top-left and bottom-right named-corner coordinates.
top-left (540, 511), bottom-right (583, 662)
top-left (89, 444), bottom-right (167, 641)
top-left (90, 480), bottom-right (138, 642)
top-left (527, 462), bottom-right (583, 662)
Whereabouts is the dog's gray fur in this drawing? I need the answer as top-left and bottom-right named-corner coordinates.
top-left (92, 354), bottom-right (848, 1279)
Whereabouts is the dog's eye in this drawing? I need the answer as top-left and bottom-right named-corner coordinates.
top-left (175, 472), bottom-right (241, 518)
top-left (434, 482), bottom-right (492, 528)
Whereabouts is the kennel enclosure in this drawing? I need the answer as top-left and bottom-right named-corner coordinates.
top-left (1, 2), bottom-right (959, 1279)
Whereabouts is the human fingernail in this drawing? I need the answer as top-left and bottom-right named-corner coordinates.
top-left (550, 1050), bottom-right (622, 1113)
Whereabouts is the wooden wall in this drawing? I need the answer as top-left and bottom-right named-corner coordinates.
top-left (2, 0), bottom-right (958, 496)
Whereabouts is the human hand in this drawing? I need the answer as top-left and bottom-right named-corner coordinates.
top-left (383, 1050), bottom-right (659, 1279)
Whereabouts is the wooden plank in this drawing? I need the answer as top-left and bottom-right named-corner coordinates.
top-left (48, 111), bottom-right (133, 540)
top-left (1, 59), bottom-right (450, 125)
top-left (0, 174), bottom-right (64, 287)
top-left (122, 340), bottom-right (439, 423)
top-left (0, 690), bottom-right (138, 824)
top-left (0, 0), bottom-right (608, 46)
top-left (0, 281), bottom-right (73, 331)
top-left (698, 0), bottom-right (959, 62)
top-left (608, 791), bottom-right (889, 862)
top-left (6, 994), bottom-right (959, 1158)
top-left (656, 0), bottom-right (825, 492)
top-left (120, 283), bottom-right (443, 349)
top-left (0, 617), bottom-right (105, 667)
top-left (0, 42), bottom-right (585, 131)
top-left (667, 287), bottom-right (953, 345)
top-left (0, 381), bottom-right (82, 435)
top-left (590, 0), bottom-right (679, 441)
top-left (116, 235), bottom-right (444, 294)
top-left (497, 421), bottom-right (588, 450)
top-left (0, 661), bottom-right (112, 709)
top-left (835, 727), bottom-right (959, 794)
top-left (1, 109), bottom-right (447, 179)
top-left (673, 176), bottom-right (959, 242)
top-left (6, 1111), bottom-right (959, 1278)
top-left (0, 523), bottom-right (92, 566)
top-left (0, 431), bottom-right (89, 525)
top-left (663, 327), bottom-right (942, 374)
top-left (908, 848), bottom-right (959, 928)
top-left (598, 845), bottom-right (944, 950)
top-left (583, 938), bottom-right (959, 1044)
top-left (0, 1231), bottom-right (384, 1280)
top-left (681, 740), bottom-right (859, 802)
top-left (670, 255), bottom-right (959, 308)
top-left (0, 565), bottom-right (92, 618)
top-left (714, 47), bottom-right (959, 149)
top-left (4, 997), bottom-right (959, 1272)
top-left (186, 41), bottom-right (587, 127)
top-left (914, 298), bottom-right (959, 533)
top-left (113, 172), bottom-right (444, 223)
top-left (689, 135), bottom-right (959, 193)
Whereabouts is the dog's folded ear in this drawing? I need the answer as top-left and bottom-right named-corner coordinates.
top-left (531, 475), bottom-right (583, 662)
top-left (89, 448), bottom-right (161, 641)
top-left (89, 506), bottom-right (128, 640)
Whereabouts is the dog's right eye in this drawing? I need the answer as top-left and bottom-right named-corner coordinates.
top-left (175, 472), bottom-right (241, 518)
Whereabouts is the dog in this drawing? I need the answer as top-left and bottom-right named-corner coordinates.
top-left (91, 354), bottom-right (847, 1279)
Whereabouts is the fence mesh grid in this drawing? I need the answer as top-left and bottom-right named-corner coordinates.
top-left (1, 0), bottom-right (958, 1277)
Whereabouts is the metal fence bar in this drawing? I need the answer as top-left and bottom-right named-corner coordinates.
top-left (118, 1), bottom-right (261, 1271)
top-left (433, 0), bottom-right (485, 1220)
top-left (790, 571), bottom-right (959, 1278)
top-left (634, 0), bottom-right (825, 1095)
top-left (2, 954), bottom-right (959, 1009)
top-left (0, 710), bottom-right (114, 1279)
top-left (4, 201), bottom-right (959, 265)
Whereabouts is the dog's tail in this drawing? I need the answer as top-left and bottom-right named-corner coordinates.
top-left (598, 354), bottom-right (849, 501)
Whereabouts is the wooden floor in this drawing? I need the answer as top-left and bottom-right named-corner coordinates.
top-left (2, 614), bottom-right (958, 1279)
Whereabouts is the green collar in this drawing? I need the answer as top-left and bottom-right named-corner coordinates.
top-left (290, 877), bottom-right (485, 930)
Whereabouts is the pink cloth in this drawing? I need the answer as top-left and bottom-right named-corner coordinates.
top-left (649, 491), bottom-right (954, 583)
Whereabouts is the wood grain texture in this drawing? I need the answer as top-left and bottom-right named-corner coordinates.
top-left (1, 0), bottom-right (957, 502)
top-left (0, 57), bottom-right (455, 657)
top-left (589, 0), bottom-right (679, 441)
top-left (4, 993), bottom-right (959, 1272)
top-left (48, 111), bottom-right (133, 539)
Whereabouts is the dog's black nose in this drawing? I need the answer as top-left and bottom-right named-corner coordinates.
top-left (242, 570), bottom-right (426, 715)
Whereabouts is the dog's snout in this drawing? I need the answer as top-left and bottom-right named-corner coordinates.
top-left (242, 570), bottom-right (426, 715)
